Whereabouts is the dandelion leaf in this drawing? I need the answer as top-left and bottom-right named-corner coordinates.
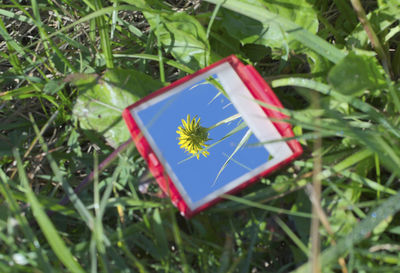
top-left (328, 52), bottom-right (386, 96)
top-left (144, 11), bottom-right (210, 70)
top-left (220, 0), bottom-right (318, 54)
top-left (72, 69), bottom-right (163, 148)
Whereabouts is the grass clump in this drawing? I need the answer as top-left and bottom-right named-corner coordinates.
top-left (1, 0), bottom-right (400, 272)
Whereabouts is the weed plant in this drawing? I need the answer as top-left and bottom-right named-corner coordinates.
top-left (1, 0), bottom-right (400, 272)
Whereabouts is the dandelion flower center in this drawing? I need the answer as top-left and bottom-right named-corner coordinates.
top-left (176, 114), bottom-right (210, 159)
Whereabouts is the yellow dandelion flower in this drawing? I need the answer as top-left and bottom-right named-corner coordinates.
top-left (176, 114), bottom-right (210, 159)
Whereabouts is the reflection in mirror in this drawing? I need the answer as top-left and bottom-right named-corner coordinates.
top-left (131, 63), bottom-right (293, 211)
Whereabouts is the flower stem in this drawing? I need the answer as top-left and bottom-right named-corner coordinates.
top-left (350, 0), bottom-right (391, 76)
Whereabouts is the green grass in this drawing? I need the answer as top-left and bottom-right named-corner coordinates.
top-left (1, 0), bottom-right (400, 272)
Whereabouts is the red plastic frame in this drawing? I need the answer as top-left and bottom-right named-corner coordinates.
top-left (122, 55), bottom-right (302, 218)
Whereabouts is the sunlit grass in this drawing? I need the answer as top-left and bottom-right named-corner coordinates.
top-left (1, 0), bottom-right (400, 272)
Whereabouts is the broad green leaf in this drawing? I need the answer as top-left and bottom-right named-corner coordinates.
top-left (144, 11), bottom-right (210, 70)
top-left (327, 193), bottom-right (358, 234)
top-left (72, 69), bottom-right (163, 148)
top-left (219, 0), bottom-right (318, 53)
top-left (328, 52), bottom-right (386, 96)
top-left (0, 130), bottom-right (29, 156)
top-left (205, 0), bottom-right (345, 63)
top-left (209, 30), bottom-right (243, 61)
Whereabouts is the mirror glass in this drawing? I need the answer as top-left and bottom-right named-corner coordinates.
top-left (131, 63), bottom-right (293, 210)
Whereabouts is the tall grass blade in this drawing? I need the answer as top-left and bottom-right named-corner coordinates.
top-left (113, 53), bottom-right (194, 73)
top-left (213, 128), bottom-right (251, 186)
top-left (92, 152), bottom-right (110, 273)
top-left (222, 194), bottom-right (312, 218)
top-left (239, 222), bottom-right (258, 273)
top-left (0, 169), bottom-right (53, 272)
top-left (0, 16), bottom-right (46, 79)
top-left (271, 78), bottom-right (400, 138)
top-left (275, 216), bottom-right (309, 256)
top-left (296, 161), bottom-right (396, 195)
top-left (95, 0), bottom-right (113, 69)
top-left (292, 190), bottom-right (400, 273)
top-left (13, 150), bottom-right (86, 273)
top-left (169, 208), bottom-right (189, 273)
top-left (29, 114), bottom-right (94, 229)
top-left (31, 0), bottom-right (75, 73)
